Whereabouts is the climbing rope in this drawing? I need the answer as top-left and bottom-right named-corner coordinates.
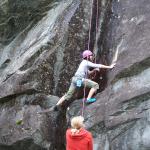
top-left (81, 69), bottom-right (87, 116)
top-left (92, 0), bottom-right (99, 78)
top-left (87, 0), bottom-right (94, 50)
top-left (81, 0), bottom-right (99, 117)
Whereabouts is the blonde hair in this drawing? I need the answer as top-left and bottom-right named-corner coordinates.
top-left (71, 116), bottom-right (84, 130)
top-left (70, 116), bottom-right (84, 134)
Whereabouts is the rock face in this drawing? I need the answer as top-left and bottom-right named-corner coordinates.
top-left (0, 0), bottom-right (150, 150)
top-left (71, 0), bottom-right (150, 150)
top-left (0, 0), bottom-right (93, 149)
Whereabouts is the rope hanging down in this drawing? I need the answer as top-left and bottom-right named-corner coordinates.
top-left (81, 0), bottom-right (99, 117)
top-left (81, 0), bottom-right (119, 117)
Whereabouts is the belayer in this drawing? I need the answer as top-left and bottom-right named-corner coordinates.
top-left (53, 50), bottom-right (116, 111)
top-left (66, 116), bottom-right (93, 150)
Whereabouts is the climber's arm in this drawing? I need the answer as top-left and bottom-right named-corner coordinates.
top-left (88, 68), bottom-right (100, 75)
top-left (99, 63), bottom-right (116, 69)
top-left (87, 61), bottom-right (116, 69)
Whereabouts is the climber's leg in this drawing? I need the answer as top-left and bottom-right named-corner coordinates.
top-left (37, 83), bottom-right (76, 113)
top-left (56, 95), bottom-right (65, 106)
top-left (56, 77), bottom-right (77, 106)
top-left (83, 79), bottom-right (99, 103)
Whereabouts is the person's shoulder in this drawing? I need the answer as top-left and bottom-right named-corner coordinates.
top-left (82, 59), bottom-right (86, 62)
top-left (82, 129), bottom-right (91, 135)
top-left (86, 130), bottom-right (93, 138)
top-left (66, 128), bottom-right (71, 132)
top-left (66, 128), bottom-right (71, 134)
top-left (82, 59), bottom-right (91, 64)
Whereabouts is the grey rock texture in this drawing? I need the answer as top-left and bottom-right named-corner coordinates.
top-left (0, 0), bottom-right (150, 150)
top-left (0, 0), bottom-right (93, 149)
top-left (70, 0), bottom-right (150, 150)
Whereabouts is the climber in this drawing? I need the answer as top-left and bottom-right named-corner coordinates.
top-left (66, 116), bottom-right (93, 150)
top-left (53, 50), bottom-right (116, 110)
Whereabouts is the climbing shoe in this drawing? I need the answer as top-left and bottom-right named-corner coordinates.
top-left (86, 98), bottom-right (96, 103)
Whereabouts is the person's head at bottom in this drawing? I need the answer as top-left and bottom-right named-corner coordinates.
top-left (71, 116), bottom-right (84, 133)
top-left (66, 116), bottom-right (93, 150)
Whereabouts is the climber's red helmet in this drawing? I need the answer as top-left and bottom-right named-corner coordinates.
top-left (82, 50), bottom-right (93, 59)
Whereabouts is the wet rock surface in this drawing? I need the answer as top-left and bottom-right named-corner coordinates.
top-left (0, 0), bottom-right (150, 150)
